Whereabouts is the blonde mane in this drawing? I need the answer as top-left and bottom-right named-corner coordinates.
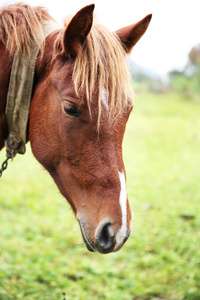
top-left (72, 23), bottom-right (134, 129)
top-left (0, 3), bottom-right (53, 55)
top-left (0, 3), bottom-right (133, 129)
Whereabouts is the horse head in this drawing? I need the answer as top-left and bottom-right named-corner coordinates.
top-left (29, 5), bottom-right (151, 253)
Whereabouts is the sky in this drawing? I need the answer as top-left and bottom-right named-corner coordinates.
top-left (1, 0), bottom-right (200, 76)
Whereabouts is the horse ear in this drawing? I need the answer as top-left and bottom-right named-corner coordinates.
top-left (116, 14), bottom-right (152, 53)
top-left (63, 4), bottom-right (95, 56)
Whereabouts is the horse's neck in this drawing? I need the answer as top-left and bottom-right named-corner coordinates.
top-left (0, 43), bottom-right (13, 150)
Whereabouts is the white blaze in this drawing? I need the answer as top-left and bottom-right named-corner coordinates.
top-left (101, 87), bottom-right (108, 109)
top-left (116, 171), bottom-right (128, 246)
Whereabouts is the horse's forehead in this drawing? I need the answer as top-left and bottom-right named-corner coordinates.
top-left (52, 61), bottom-right (131, 127)
top-left (53, 63), bottom-right (73, 90)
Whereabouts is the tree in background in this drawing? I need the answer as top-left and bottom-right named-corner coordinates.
top-left (169, 44), bottom-right (200, 99)
top-left (189, 44), bottom-right (200, 66)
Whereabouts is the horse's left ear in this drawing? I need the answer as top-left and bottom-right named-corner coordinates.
top-left (116, 14), bottom-right (152, 53)
top-left (63, 4), bottom-right (95, 56)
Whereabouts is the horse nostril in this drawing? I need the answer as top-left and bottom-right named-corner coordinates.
top-left (95, 219), bottom-right (115, 251)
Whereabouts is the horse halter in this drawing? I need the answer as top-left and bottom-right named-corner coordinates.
top-left (0, 22), bottom-right (58, 177)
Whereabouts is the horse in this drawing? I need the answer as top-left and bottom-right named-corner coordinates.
top-left (0, 3), bottom-right (151, 254)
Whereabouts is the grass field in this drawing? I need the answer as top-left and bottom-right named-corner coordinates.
top-left (0, 93), bottom-right (200, 300)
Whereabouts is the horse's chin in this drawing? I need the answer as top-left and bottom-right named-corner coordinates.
top-left (77, 219), bottom-right (95, 252)
top-left (82, 236), bottom-right (95, 252)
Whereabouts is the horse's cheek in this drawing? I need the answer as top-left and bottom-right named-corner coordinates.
top-left (29, 96), bottom-right (60, 169)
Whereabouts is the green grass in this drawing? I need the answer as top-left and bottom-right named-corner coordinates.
top-left (0, 92), bottom-right (200, 300)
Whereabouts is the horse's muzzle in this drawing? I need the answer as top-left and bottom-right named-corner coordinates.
top-left (78, 217), bottom-right (131, 254)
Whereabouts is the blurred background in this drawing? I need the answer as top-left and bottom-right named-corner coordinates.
top-left (2, 0), bottom-right (200, 82)
top-left (0, 1), bottom-right (200, 299)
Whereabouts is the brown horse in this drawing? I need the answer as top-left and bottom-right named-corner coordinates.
top-left (0, 3), bottom-right (151, 254)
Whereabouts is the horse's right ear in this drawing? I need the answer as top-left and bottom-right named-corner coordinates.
top-left (63, 4), bottom-right (94, 57)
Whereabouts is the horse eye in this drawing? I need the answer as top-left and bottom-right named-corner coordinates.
top-left (63, 102), bottom-right (80, 118)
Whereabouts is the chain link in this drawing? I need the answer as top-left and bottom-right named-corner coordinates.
top-left (0, 157), bottom-right (11, 177)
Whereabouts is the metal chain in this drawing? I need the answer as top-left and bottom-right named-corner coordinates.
top-left (0, 157), bottom-right (11, 178)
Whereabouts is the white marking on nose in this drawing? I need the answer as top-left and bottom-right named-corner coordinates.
top-left (101, 87), bottom-right (108, 109)
top-left (115, 171), bottom-right (127, 246)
